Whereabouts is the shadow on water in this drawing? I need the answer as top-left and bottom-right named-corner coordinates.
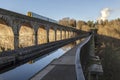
top-left (95, 34), bottom-right (120, 80)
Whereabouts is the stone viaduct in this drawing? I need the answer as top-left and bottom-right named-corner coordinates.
top-left (0, 8), bottom-right (81, 51)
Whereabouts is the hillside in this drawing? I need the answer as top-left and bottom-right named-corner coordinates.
top-left (78, 19), bottom-right (120, 80)
top-left (59, 18), bottom-right (120, 80)
top-left (96, 19), bottom-right (120, 80)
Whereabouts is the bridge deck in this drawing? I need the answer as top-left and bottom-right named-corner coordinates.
top-left (30, 44), bottom-right (79, 80)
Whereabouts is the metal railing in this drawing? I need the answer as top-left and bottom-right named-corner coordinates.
top-left (75, 35), bottom-right (92, 80)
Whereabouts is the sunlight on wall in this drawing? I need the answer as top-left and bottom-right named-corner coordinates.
top-left (37, 26), bottom-right (47, 44)
top-left (19, 24), bottom-right (35, 48)
top-left (49, 27), bottom-right (55, 42)
top-left (0, 19), bottom-right (14, 51)
top-left (56, 29), bottom-right (61, 40)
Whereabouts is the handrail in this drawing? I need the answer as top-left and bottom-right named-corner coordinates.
top-left (75, 35), bottom-right (92, 80)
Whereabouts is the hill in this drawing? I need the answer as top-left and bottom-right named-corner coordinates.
top-left (59, 18), bottom-right (120, 80)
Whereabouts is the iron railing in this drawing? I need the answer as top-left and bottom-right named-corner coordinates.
top-left (75, 35), bottom-right (92, 80)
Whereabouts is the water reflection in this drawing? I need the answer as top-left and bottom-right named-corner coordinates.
top-left (0, 44), bottom-right (73, 80)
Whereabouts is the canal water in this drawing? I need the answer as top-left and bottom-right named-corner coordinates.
top-left (0, 44), bottom-right (74, 80)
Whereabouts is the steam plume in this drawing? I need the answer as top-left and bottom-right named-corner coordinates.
top-left (97, 8), bottom-right (111, 21)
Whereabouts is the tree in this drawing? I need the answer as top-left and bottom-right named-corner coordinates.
top-left (69, 19), bottom-right (76, 27)
top-left (59, 17), bottom-right (76, 27)
top-left (87, 20), bottom-right (94, 27)
top-left (76, 20), bottom-right (85, 29)
top-left (59, 17), bottom-right (70, 26)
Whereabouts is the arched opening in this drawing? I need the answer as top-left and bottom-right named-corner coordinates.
top-left (49, 27), bottom-right (55, 42)
top-left (37, 26), bottom-right (47, 44)
top-left (56, 29), bottom-right (61, 40)
top-left (19, 23), bottom-right (35, 48)
top-left (62, 30), bottom-right (65, 40)
top-left (66, 31), bottom-right (69, 39)
top-left (0, 19), bottom-right (14, 51)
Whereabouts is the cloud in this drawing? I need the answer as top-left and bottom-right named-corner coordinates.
top-left (97, 8), bottom-right (112, 21)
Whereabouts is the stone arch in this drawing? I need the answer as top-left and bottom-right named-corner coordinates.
top-left (56, 28), bottom-right (61, 41)
top-left (19, 23), bottom-right (35, 48)
top-left (0, 19), bottom-right (14, 51)
top-left (37, 26), bottom-right (47, 44)
top-left (49, 27), bottom-right (55, 42)
top-left (62, 29), bottom-right (65, 40)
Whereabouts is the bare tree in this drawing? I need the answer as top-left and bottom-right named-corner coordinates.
top-left (69, 19), bottom-right (76, 27)
top-left (59, 17), bottom-right (76, 27)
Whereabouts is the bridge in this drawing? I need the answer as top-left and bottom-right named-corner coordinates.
top-left (0, 8), bottom-right (83, 50)
top-left (0, 8), bottom-right (103, 80)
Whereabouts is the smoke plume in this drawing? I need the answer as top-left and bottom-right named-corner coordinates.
top-left (98, 8), bottom-right (111, 21)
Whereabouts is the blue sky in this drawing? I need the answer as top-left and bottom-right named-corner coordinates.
top-left (0, 0), bottom-right (120, 21)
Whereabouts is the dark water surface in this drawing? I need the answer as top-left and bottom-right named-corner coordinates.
top-left (0, 44), bottom-right (73, 80)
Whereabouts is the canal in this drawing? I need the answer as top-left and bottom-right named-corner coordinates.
top-left (0, 43), bottom-right (74, 80)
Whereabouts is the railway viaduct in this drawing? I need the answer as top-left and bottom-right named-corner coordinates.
top-left (0, 8), bottom-right (81, 51)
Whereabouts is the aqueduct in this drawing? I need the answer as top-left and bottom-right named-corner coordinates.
top-left (0, 8), bottom-right (80, 51)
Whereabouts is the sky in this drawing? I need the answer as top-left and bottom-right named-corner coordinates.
top-left (0, 0), bottom-right (120, 21)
